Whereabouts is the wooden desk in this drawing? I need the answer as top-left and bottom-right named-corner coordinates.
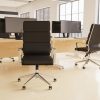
top-left (0, 39), bottom-right (22, 57)
top-left (52, 38), bottom-right (86, 53)
top-left (0, 38), bottom-right (86, 57)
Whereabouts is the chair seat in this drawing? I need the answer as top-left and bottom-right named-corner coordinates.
top-left (75, 46), bottom-right (88, 52)
top-left (22, 55), bottom-right (53, 65)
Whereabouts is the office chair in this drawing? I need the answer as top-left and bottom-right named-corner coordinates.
top-left (75, 24), bottom-right (94, 52)
top-left (17, 21), bottom-right (56, 90)
top-left (75, 24), bottom-right (100, 69)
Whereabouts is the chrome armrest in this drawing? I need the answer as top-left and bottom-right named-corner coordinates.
top-left (50, 47), bottom-right (56, 60)
top-left (18, 48), bottom-right (23, 62)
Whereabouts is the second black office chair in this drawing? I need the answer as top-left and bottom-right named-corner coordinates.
top-left (75, 24), bottom-right (100, 69)
top-left (18, 21), bottom-right (56, 90)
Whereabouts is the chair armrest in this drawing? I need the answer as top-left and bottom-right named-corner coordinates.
top-left (18, 48), bottom-right (23, 51)
top-left (50, 47), bottom-right (56, 59)
top-left (18, 48), bottom-right (23, 61)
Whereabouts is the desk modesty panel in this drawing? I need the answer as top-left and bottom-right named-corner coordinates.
top-left (5, 17), bottom-right (36, 33)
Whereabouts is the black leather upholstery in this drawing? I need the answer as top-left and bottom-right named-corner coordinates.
top-left (23, 32), bottom-right (50, 43)
top-left (22, 21), bottom-right (53, 65)
top-left (89, 24), bottom-right (100, 53)
top-left (0, 18), bottom-right (9, 38)
top-left (23, 43), bottom-right (51, 54)
top-left (23, 21), bottom-right (50, 32)
top-left (75, 46), bottom-right (88, 52)
top-left (22, 55), bottom-right (53, 65)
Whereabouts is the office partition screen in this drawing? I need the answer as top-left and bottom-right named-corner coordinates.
top-left (52, 21), bottom-right (61, 33)
top-left (0, 18), bottom-right (5, 33)
top-left (52, 21), bottom-right (81, 33)
top-left (5, 17), bottom-right (36, 33)
top-left (61, 21), bottom-right (81, 33)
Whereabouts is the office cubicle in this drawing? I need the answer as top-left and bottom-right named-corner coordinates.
top-left (5, 17), bottom-right (36, 33)
top-left (52, 21), bottom-right (81, 38)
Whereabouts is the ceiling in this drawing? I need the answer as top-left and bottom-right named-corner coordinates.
top-left (59, 0), bottom-right (78, 2)
top-left (0, 0), bottom-right (75, 8)
top-left (0, 0), bottom-right (35, 7)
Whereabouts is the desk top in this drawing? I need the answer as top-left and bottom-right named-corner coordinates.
top-left (0, 38), bottom-right (85, 57)
top-left (0, 39), bottom-right (22, 57)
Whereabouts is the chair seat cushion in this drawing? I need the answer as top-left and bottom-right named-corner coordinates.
top-left (75, 46), bottom-right (88, 52)
top-left (22, 55), bottom-right (53, 65)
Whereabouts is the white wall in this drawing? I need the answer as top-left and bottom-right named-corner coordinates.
top-left (18, 0), bottom-right (59, 21)
top-left (83, 0), bottom-right (98, 37)
top-left (0, 6), bottom-right (18, 18)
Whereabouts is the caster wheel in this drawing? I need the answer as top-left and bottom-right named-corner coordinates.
top-left (22, 86), bottom-right (26, 90)
top-left (10, 57), bottom-right (15, 62)
top-left (53, 78), bottom-right (57, 82)
top-left (75, 63), bottom-right (78, 66)
top-left (18, 78), bottom-right (21, 82)
top-left (82, 67), bottom-right (86, 69)
top-left (12, 58), bottom-right (15, 62)
top-left (49, 86), bottom-right (52, 90)
top-left (11, 58), bottom-right (14, 62)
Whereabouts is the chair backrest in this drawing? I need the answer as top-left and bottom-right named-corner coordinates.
top-left (23, 21), bottom-right (51, 55)
top-left (86, 24), bottom-right (94, 44)
top-left (88, 24), bottom-right (100, 53)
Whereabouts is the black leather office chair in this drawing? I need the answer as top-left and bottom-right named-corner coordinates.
top-left (75, 24), bottom-right (100, 69)
top-left (18, 21), bottom-right (56, 90)
top-left (75, 24), bottom-right (94, 52)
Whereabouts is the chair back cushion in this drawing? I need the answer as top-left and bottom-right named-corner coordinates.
top-left (22, 21), bottom-right (53, 65)
top-left (88, 24), bottom-right (100, 52)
